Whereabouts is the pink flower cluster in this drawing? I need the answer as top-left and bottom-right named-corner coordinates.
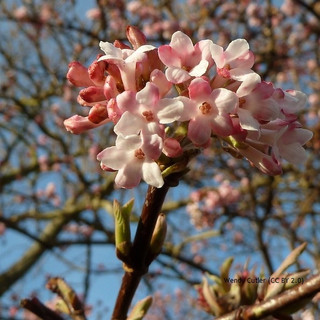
top-left (187, 181), bottom-right (240, 229)
top-left (65, 26), bottom-right (313, 189)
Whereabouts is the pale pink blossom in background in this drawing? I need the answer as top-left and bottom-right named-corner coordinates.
top-left (40, 3), bottom-right (53, 23)
top-left (45, 182), bottom-right (56, 198)
top-left (38, 155), bottom-right (49, 172)
top-left (0, 223), bottom-right (6, 236)
top-left (86, 8), bottom-right (101, 20)
top-left (13, 6), bottom-right (29, 21)
top-left (281, 0), bottom-right (299, 16)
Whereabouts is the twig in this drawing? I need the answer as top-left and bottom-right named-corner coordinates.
top-left (111, 182), bottom-right (171, 320)
top-left (215, 273), bottom-right (320, 320)
top-left (21, 297), bottom-right (64, 320)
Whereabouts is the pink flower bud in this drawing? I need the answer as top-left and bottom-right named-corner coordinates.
top-left (77, 94), bottom-right (92, 106)
top-left (79, 86), bottom-right (106, 103)
top-left (113, 40), bottom-right (131, 50)
top-left (88, 60), bottom-right (107, 86)
top-left (67, 62), bottom-right (94, 87)
top-left (163, 138), bottom-right (183, 157)
top-left (88, 104), bottom-right (108, 124)
top-left (64, 115), bottom-right (106, 134)
top-left (126, 25), bottom-right (147, 50)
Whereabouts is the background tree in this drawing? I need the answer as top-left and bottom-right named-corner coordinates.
top-left (1, 0), bottom-right (320, 319)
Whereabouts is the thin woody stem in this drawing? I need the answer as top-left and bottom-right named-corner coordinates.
top-left (21, 298), bottom-right (65, 320)
top-left (215, 273), bottom-right (320, 320)
top-left (111, 182), bottom-right (171, 320)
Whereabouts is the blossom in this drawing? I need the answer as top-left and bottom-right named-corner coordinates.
top-left (260, 120), bottom-right (313, 166)
top-left (158, 31), bottom-right (214, 83)
top-left (98, 41), bottom-right (155, 91)
top-left (114, 82), bottom-right (184, 137)
top-left (182, 78), bottom-right (239, 146)
top-left (211, 39), bottom-right (261, 96)
top-left (97, 134), bottom-right (164, 188)
top-left (237, 81), bottom-right (280, 131)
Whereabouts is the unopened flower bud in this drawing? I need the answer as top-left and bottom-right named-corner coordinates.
top-left (67, 61), bottom-right (94, 87)
top-left (79, 86), bottom-right (106, 104)
top-left (113, 40), bottom-right (131, 50)
top-left (88, 59), bottom-right (107, 86)
top-left (64, 115), bottom-right (102, 134)
top-left (126, 25), bottom-right (147, 50)
top-left (163, 138), bottom-right (183, 158)
top-left (88, 103), bottom-right (108, 124)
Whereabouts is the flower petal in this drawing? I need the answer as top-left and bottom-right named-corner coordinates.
top-left (170, 31), bottom-right (194, 57)
top-left (97, 147), bottom-right (131, 170)
top-left (225, 39), bottom-right (250, 63)
top-left (188, 78), bottom-right (212, 101)
top-left (136, 82), bottom-right (159, 107)
top-left (157, 98), bottom-right (184, 124)
top-left (158, 45), bottom-right (181, 67)
top-left (188, 117), bottom-right (211, 146)
top-left (165, 67), bottom-right (190, 84)
top-left (141, 161), bottom-right (164, 188)
top-left (176, 96), bottom-right (197, 121)
top-left (142, 133), bottom-right (163, 160)
top-left (237, 108), bottom-right (260, 131)
top-left (116, 134), bottom-right (142, 150)
top-left (114, 111), bottom-right (144, 136)
top-left (279, 143), bottom-right (308, 165)
top-left (211, 114), bottom-right (234, 136)
top-left (116, 91), bottom-right (139, 113)
top-left (210, 88), bottom-right (238, 113)
top-left (233, 71), bottom-right (261, 97)
top-left (189, 60), bottom-right (209, 77)
top-left (115, 162), bottom-right (142, 189)
top-left (99, 41), bottom-right (123, 59)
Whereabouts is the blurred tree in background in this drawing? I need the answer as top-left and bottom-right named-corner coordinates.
top-left (1, 0), bottom-right (320, 319)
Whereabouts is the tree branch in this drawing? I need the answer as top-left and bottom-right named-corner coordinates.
top-left (215, 273), bottom-right (320, 320)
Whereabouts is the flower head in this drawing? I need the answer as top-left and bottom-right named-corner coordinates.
top-left (65, 27), bottom-right (313, 188)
